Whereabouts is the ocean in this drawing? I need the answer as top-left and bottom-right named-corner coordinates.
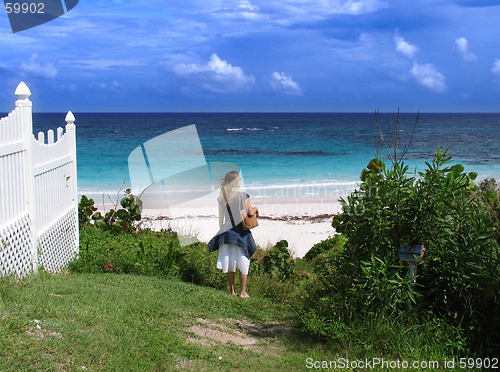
top-left (32, 112), bottom-right (500, 205)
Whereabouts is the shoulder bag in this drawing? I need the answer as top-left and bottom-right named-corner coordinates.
top-left (221, 188), bottom-right (258, 230)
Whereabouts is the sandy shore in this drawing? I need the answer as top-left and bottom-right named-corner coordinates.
top-left (134, 196), bottom-right (343, 258)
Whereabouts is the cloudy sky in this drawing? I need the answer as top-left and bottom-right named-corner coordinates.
top-left (1, 0), bottom-right (500, 112)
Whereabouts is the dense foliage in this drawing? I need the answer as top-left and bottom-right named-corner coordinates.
top-left (70, 225), bottom-right (227, 290)
top-left (78, 189), bottom-right (143, 233)
top-left (300, 149), bottom-right (500, 356)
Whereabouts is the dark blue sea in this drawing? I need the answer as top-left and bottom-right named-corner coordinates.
top-left (31, 112), bottom-right (500, 202)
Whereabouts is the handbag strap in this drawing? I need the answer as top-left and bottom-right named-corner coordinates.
top-left (221, 187), bottom-right (236, 228)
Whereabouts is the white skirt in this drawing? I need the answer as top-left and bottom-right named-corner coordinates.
top-left (217, 244), bottom-right (250, 275)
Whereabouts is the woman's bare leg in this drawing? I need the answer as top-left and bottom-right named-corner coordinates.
top-left (227, 272), bottom-right (236, 295)
top-left (239, 272), bottom-right (249, 298)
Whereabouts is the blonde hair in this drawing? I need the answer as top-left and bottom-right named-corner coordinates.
top-left (219, 170), bottom-right (240, 204)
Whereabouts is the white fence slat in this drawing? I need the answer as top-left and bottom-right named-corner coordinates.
top-left (47, 129), bottom-right (54, 145)
top-left (7, 155), bottom-right (12, 223)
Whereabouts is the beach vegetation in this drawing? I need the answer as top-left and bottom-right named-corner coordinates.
top-left (78, 189), bottom-right (143, 233)
top-left (260, 240), bottom-right (295, 279)
top-left (302, 234), bottom-right (346, 261)
top-left (479, 177), bottom-right (500, 244)
top-left (300, 148), bottom-right (500, 356)
top-left (70, 225), bottom-right (229, 290)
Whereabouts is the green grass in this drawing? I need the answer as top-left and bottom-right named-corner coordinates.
top-left (0, 272), bottom-right (339, 371)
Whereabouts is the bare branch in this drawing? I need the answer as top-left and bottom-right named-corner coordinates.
top-left (394, 108), bottom-right (400, 162)
top-left (399, 110), bottom-right (420, 161)
top-left (375, 109), bottom-right (420, 166)
top-left (375, 110), bottom-right (395, 166)
top-left (387, 117), bottom-right (395, 149)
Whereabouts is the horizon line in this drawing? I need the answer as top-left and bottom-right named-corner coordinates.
top-left (24, 111), bottom-right (500, 115)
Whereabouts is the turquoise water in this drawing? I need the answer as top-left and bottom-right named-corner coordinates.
top-left (31, 112), bottom-right (500, 201)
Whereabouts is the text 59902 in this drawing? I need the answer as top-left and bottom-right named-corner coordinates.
top-left (5, 3), bottom-right (45, 14)
top-left (459, 358), bottom-right (498, 369)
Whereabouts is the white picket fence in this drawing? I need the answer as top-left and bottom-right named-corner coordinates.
top-left (0, 82), bottom-right (78, 276)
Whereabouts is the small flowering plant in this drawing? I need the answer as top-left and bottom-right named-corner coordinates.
top-left (78, 195), bottom-right (98, 228)
top-left (79, 189), bottom-right (143, 234)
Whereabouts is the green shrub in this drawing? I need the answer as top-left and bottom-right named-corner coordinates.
top-left (247, 240), bottom-right (314, 304)
top-left (260, 240), bottom-right (295, 279)
top-left (479, 178), bottom-right (500, 245)
top-left (303, 235), bottom-right (345, 261)
top-left (416, 158), bottom-right (500, 354)
top-left (178, 243), bottom-right (227, 290)
top-left (70, 226), bottom-right (183, 277)
top-left (78, 190), bottom-right (143, 233)
top-left (72, 224), bottom-right (228, 291)
top-left (78, 195), bottom-right (98, 229)
top-left (301, 149), bottom-right (500, 356)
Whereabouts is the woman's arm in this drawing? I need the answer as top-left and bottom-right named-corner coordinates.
top-left (246, 198), bottom-right (258, 217)
top-left (218, 204), bottom-right (224, 229)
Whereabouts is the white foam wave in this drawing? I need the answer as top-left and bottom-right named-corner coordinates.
top-left (242, 181), bottom-right (358, 191)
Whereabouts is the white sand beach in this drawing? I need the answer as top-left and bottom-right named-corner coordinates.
top-left (136, 197), bottom-right (343, 258)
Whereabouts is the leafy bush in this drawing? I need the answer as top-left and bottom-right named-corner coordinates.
top-left (416, 159), bottom-right (500, 354)
top-left (78, 190), bottom-right (143, 233)
top-left (247, 240), bottom-right (314, 305)
top-left (479, 178), bottom-right (500, 244)
top-left (178, 242), bottom-right (227, 290)
top-left (300, 149), bottom-right (500, 355)
top-left (72, 223), bottom-right (227, 290)
top-left (70, 226), bottom-right (183, 277)
top-left (303, 235), bottom-right (345, 261)
top-left (260, 240), bottom-right (295, 279)
top-left (78, 195), bottom-right (98, 228)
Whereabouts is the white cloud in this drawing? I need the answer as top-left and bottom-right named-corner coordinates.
top-left (174, 54), bottom-right (255, 92)
top-left (90, 81), bottom-right (121, 92)
top-left (276, 0), bottom-right (385, 18)
top-left (394, 35), bottom-right (417, 58)
top-left (20, 54), bottom-right (57, 79)
top-left (456, 37), bottom-right (477, 62)
top-left (213, 0), bottom-right (264, 23)
top-left (342, 0), bottom-right (382, 14)
top-left (67, 59), bottom-right (144, 70)
top-left (410, 62), bottom-right (446, 92)
top-left (270, 72), bottom-right (303, 95)
top-left (59, 84), bottom-right (78, 92)
top-left (491, 59), bottom-right (500, 75)
top-left (195, 0), bottom-right (386, 33)
top-left (211, 0), bottom-right (386, 27)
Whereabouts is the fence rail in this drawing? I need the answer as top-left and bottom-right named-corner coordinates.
top-left (0, 82), bottom-right (78, 276)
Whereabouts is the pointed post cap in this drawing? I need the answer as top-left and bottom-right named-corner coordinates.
top-left (65, 111), bottom-right (76, 125)
top-left (15, 81), bottom-right (31, 100)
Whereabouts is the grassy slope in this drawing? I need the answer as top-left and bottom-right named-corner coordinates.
top-left (0, 273), bottom-right (336, 371)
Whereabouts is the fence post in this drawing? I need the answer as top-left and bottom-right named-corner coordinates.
top-left (65, 111), bottom-right (79, 256)
top-left (15, 81), bottom-right (38, 273)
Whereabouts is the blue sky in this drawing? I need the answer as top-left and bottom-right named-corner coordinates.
top-left (1, 0), bottom-right (500, 112)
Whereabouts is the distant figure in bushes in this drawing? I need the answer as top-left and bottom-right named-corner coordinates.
top-left (208, 171), bottom-right (258, 298)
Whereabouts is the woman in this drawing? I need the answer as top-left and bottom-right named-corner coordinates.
top-left (208, 171), bottom-right (258, 298)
